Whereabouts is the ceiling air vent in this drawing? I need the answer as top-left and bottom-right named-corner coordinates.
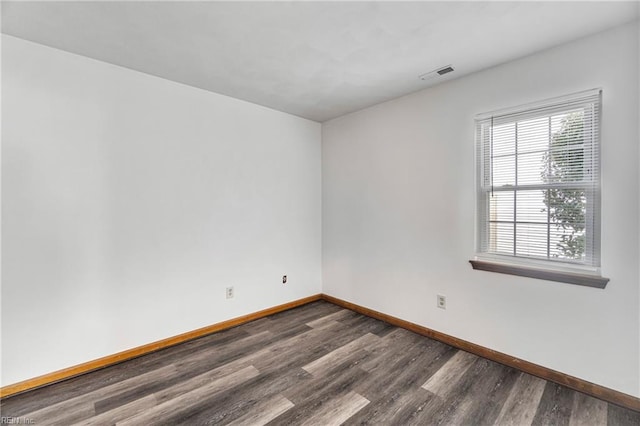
top-left (437, 66), bottom-right (454, 75)
top-left (419, 65), bottom-right (455, 81)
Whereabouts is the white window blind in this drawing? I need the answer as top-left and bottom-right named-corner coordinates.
top-left (475, 89), bottom-right (601, 268)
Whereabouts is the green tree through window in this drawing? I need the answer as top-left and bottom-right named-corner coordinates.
top-left (542, 112), bottom-right (586, 260)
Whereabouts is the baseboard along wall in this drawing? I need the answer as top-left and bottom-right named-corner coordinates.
top-left (1, 293), bottom-right (638, 412)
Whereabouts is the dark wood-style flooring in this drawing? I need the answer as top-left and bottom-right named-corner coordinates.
top-left (1, 301), bottom-right (639, 425)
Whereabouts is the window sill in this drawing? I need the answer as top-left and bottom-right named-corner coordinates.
top-left (469, 260), bottom-right (609, 289)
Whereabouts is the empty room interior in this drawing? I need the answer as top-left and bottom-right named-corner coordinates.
top-left (2, 1), bottom-right (640, 424)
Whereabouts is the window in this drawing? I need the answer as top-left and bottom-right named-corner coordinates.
top-left (471, 89), bottom-right (608, 288)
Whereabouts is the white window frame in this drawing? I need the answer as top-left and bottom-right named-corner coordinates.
top-left (471, 89), bottom-right (608, 288)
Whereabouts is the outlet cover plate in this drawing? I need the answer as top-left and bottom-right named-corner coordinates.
top-left (437, 294), bottom-right (446, 309)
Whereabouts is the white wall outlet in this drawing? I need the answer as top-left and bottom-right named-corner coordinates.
top-left (437, 294), bottom-right (446, 309)
top-left (226, 286), bottom-right (234, 299)
top-left (282, 275), bottom-right (287, 284)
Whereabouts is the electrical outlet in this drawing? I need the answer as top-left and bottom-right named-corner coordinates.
top-left (226, 286), bottom-right (234, 299)
top-left (437, 294), bottom-right (446, 309)
top-left (282, 275), bottom-right (287, 284)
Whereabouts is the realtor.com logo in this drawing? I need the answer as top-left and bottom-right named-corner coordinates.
top-left (0, 417), bottom-right (35, 425)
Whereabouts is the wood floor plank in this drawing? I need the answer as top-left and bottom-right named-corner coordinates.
top-left (171, 318), bottom-right (368, 424)
top-left (202, 325), bottom-right (309, 371)
top-left (261, 301), bottom-right (342, 333)
top-left (75, 394), bottom-right (157, 426)
top-left (369, 320), bottom-right (397, 337)
top-left (355, 335), bottom-right (456, 401)
top-left (153, 362), bottom-right (260, 407)
top-left (242, 312), bottom-right (364, 370)
top-left (411, 357), bottom-right (502, 425)
top-left (343, 386), bottom-right (434, 425)
top-left (421, 350), bottom-right (477, 396)
top-left (221, 312), bottom-right (368, 377)
top-left (272, 355), bottom-right (371, 424)
top-left (239, 318), bottom-right (360, 377)
top-left (253, 320), bottom-right (345, 362)
top-left (569, 392), bottom-right (607, 426)
top-left (297, 390), bottom-right (369, 426)
top-left (493, 372), bottom-right (547, 426)
top-left (436, 396), bottom-right (476, 426)
top-left (117, 365), bottom-right (260, 425)
top-left (284, 350), bottom-right (372, 405)
top-left (532, 382), bottom-right (575, 426)
top-left (179, 321), bottom-right (377, 424)
top-left (391, 392), bottom-right (438, 426)
top-left (334, 313), bottom-right (393, 337)
top-left (23, 364), bottom-right (178, 425)
top-left (173, 369), bottom-right (310, 425)
top-left (607, 403), bottom-right (640, 426)
top-left (226, 394), bottom-right (294, 426)
top-left (438, 360), bottom-right (521, 425)
top-left (171, 330), bottom-right (275, 374)
top-left (86, 331), bottom-right (278, 417)
top-left (302, 332), bottom-right (381, 375)
top-left (305, 308), bottom-right (353, 329)
top-left (356, 328), bottom-right (423, 372)
top-left (92, 375), bottom-right (176, 415)
top-left (27, 401), bottom-right (94, 426)
top-left (252, 335), bottom-right (331, 375)
top-left (239, 317), bottom-right (274, 335)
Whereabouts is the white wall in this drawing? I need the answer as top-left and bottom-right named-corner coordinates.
top-left (1, 35), bottom-right (321, 386)
top-left (323, 21), bottom-right (640, 397)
